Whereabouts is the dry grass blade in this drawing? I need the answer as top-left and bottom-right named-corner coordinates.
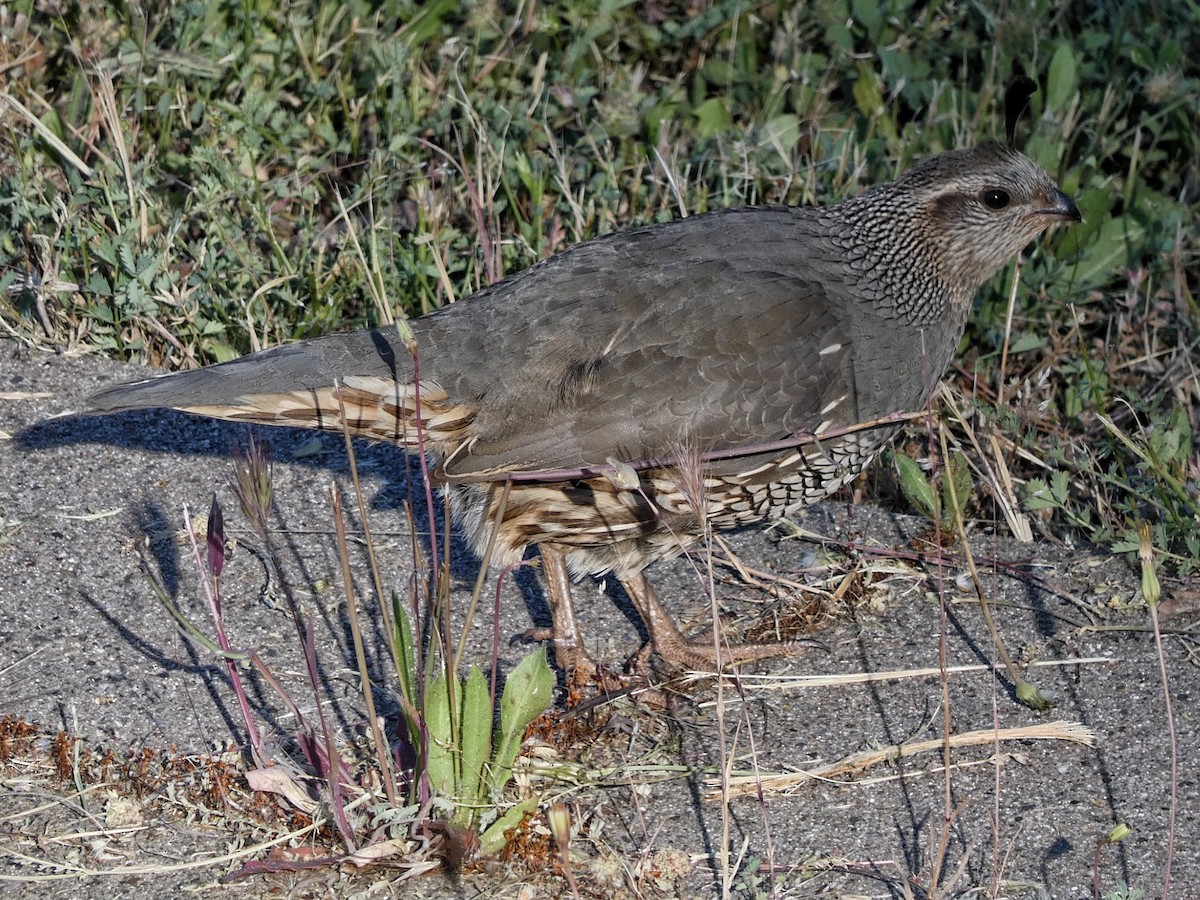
top-left (937, 383), bottom-right (1033, 543)
top-left (692, 656), bottom-right (1116, 704)
top-left (707, 720), bottom-right (1097, 799)
top-left (0, 92), bottom-right (95, 178)
top-left (87, 69), bottom-right (141, 241)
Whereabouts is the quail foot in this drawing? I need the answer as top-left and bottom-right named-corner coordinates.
top-left (91, 140), bottom-right (1080, 674)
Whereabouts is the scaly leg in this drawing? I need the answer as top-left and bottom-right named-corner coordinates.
top-left (538, 545), bottom-right (598, 676)
top-left (620, 571), bottom-right (807, 670)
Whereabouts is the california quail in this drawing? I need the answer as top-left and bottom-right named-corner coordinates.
top-left (91, 140), bottom-right (1079, 672)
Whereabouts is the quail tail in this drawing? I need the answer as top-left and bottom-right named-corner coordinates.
top-left (89, 325), bottom-right (476, 451)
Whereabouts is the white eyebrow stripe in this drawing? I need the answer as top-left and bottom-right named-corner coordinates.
top-left (819, 343), bottom-right (843, 356)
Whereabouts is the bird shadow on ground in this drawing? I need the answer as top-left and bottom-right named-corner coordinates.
top-left (81, 492), bottom-right (372, 750)
top-left (20, 407), bottom-right (585, 671)
top-left (76, 585), bottom-right (250, 744)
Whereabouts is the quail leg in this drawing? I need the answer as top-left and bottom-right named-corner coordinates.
top-left (620, 571), bottom-right (803, 671)
top-left (538, 545), bottom-right (599, 677)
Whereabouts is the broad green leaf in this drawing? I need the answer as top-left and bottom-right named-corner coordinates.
top-left (700, 58), bottom-right (734, 84)
top-left (1056, 188), bottom-right (1111, 259)
top-left (479, 796), bottom-right (538, 856)
top-left (490, 648), bottom-right (553, 794)
top-left (424, 674), bottom-right (461, 799)
top-left (1051, 470), bottom-right (1070, 505)
top-left (853, 64), bottom-right (883, 119)
top-left (1129, 43), bottom-right (1155, 69)
top-left (851, 0), bottom-right (883, 38)
top-left (1046, 43), bottom-right (1077, 113)
top-left (1066, 214), bottom-right (1130, 291)
top-left (456, 666), bottom-right (492, 824)
top-left (207, 342), bottom-right (238, 363)
top-left (825, 22), bottom-right (853, 52)
top-left (894, 453), bottom-right (936, 521)
top-left (759, 114), bottom-right (801, 158)
top-left (1024, 479), bottom-right (1058, 511)
top-left (693, 97), bottom-right (732, 137)
top-left (1007, 333), bottom-right (1045, 354)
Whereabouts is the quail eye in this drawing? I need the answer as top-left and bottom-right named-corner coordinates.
top-left (981, 189), bottom-right (1010, 210)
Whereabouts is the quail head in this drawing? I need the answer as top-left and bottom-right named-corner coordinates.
top-left (91, 139), bottom-right (1080, 673)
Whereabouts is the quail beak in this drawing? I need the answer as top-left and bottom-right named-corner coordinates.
top-left (1038, 187), bottom-right (1082, 223)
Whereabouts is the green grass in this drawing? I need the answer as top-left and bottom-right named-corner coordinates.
top-left (1, 0), bottom-right (1196, 571)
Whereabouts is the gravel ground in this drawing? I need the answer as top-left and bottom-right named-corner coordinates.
top-left (2, 342), bottom-right (1196, 898)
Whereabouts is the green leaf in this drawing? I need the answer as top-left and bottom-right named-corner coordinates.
top-left (1129, 43), bottom-right (1155, 70)
top-left (1024, 478), bottom-right (1058, 511)
top-left (894, 453), bottom-right (936, 522)
top-left (852, 64), bottom-right (883, 119)
top-left (1159, 40), bottom-right (1181, 67)
top-left (91, 237), bottom-right (118, 268)
top-left (118, 244), bottom-right (137, 278)
top-left (455, 666), bottom-right (492, 825)
top-left (1066, 214), bottom-right (1130, 291)
top-left (693, 97), bottom-right (732, 137)
top-left (700, 58), bottom-right (734, 85)
top-left (424, 673), bottom-right (461, 799)
top-left (513, 152), bottom-right (544, 204)
top-left (759, 114), bottom-right (801, 158)
top-left (851, 0), bottom-right (883, 38)
top-left (1110, 537), bottom-right (1142, 555)
top-left (87, 273), bottom-right (111, 296)
top-left (489, 648), bottom-right (553, 795)
top-left (1007, 333), bottom-right (1045, 354)
top-left (825, 22), bottom-right (853, 52)
top-left (1056, 189), bottom-right (1125, 290)
top-left (1046, 43), bottom-right (1077, 114)
top-left (391, 596), bottom-right (418, 706)
top-left (478, 796), bottom-right (538, 857)
top-left (123, 279), bottom-right (148, 311)
top-left (207, 342), bottom-right (238, 363)
top-left (1050, 469), bottom-right (1070, 505)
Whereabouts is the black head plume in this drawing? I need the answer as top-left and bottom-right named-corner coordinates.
top-left (1004, 61), bottom-right (1037, 147)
